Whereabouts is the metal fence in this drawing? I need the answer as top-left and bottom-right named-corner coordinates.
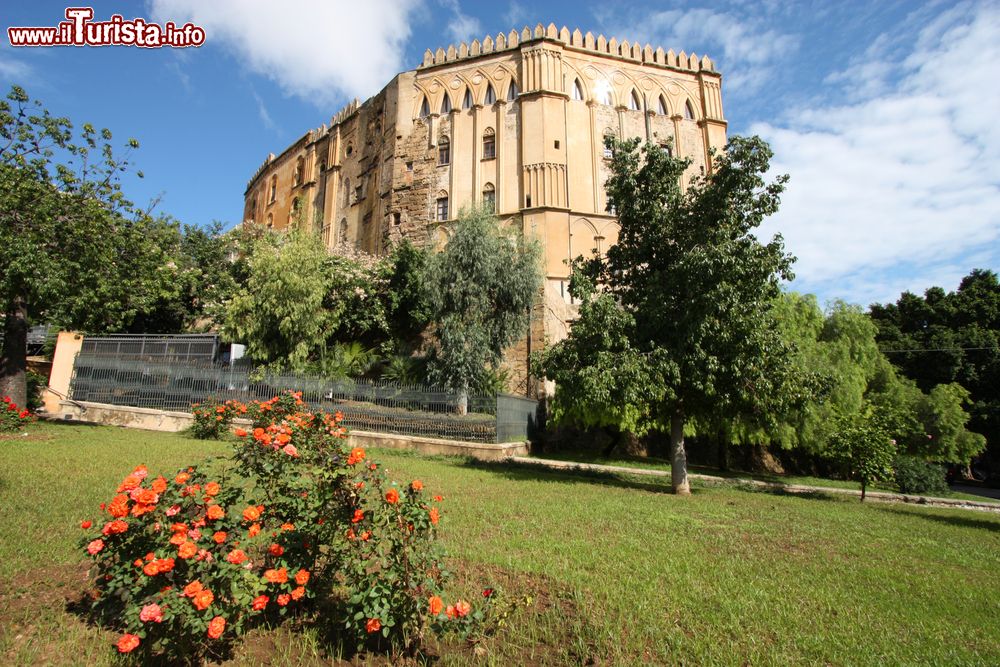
top-left (80, 334), bottom-right (220, 364)
top-left (68, 354), bottom-right (537, 444)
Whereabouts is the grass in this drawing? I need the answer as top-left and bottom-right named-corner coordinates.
top-left (530, 450), bottom-right (1000, 503)
top-left (1, 423), bottom-right (999, 665)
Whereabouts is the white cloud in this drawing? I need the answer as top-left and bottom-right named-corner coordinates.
top-left (754, 1), bottom-right (1000, 306)
top-left (0, 43), bottom-right (33, 81)
top-left (250, 88), bottom-right (276, 131)
top-left (439, 0), bottom-right (480, 43)
top-left (597, 8), bottom-right (799, 94)
top-left (503, 2), bottom-right (529, 29)
top-left (148, 0), bottom-right (423, 105)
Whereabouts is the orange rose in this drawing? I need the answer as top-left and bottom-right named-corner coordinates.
top-left (276, 433), bottom-right (291, 445)
top-left (226, 549), bottom-right (248, 565)
top-left (213, 531), bottom-right (227, 544)
top-left (143, 561), bottom-right (159, 576)
top-left (207, 616), bottom-right (226, 639)
top-left (151, 476), bottom-right (168, 493)
top-left (118, 475), bottom-right (141, 492)
top-left (243, 505), bottom-right (263, 522)
top-left (251, 594), bottom-right (269, 611)
top-left (290, 586), bottom-right (305, 601)
top-left (136, 489), bottom-right (159, 505)
top-left (366, 618), bottom-right (381, 633)
top-left (192, 589), bottom-right (214, 611)
top-left (175, 472), bottom-right (190, 485)
top-left (455, 599), bottom-right (471, 617)
top-left (108, 495), bottom-right (130, 518)
top-left (411, 480), bottom-right (423, 492)
top-left (131, 503), bottom-right (156, 517)
top-left (102, 520), bottom-right (128, 536)
top-left (281, 523), bottom-right (295, 531)
top-left (429, 507), bottom-right (439, 525)
top-left (80, 520), bottom-right (92, 529)
top-left (264, 567), bottom-right (288, 584)
top-left (204, 482), bottom-right (220, 496)
top-left (182, 580), bottom-right (203, 597)
top-left (169, 532), bottom-right (187, 546)
top-left (178, 541), bottom-right (198, 559)
top-left (248, 523), bottom-right (261, 537)
top-left (446, 605), bottom-right (456, 619)
top-left (346, 447), bottom-right (365, 466)
top-left (294, 569), bottom-right (310, 586)
top-left (428, 595), bottom-right (443, 615)
top-left (234, 428), bottom-right (248, 438)
top-left (385, 488), bottom-right (400, 504)
top-left (268, 543), bottom-right (284, 556)
top-left (351, 509), bottom-right (364, 524)
top-left (277, 593), bottom-right (291, 606)
top-left (206, 505), bottom-right (225, 521)
top-left (116, 633), bottom-right (140, 653)
top-left (156, 557), bottom-right (175, 573)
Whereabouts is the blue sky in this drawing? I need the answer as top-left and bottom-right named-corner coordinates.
top-left (2, 0), bottom-right (998, 308)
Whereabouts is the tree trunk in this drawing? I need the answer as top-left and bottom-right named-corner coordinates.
top-left (456, 383), bottom-right (468, 415)
top-left (0, 295), bottom-right (29, 409)
top-left (717, 426), bottom-right (729, 471)
top-left (860, 482), bottom-right (867, 502)
top-left (670, 410), bottom-right (691, 495)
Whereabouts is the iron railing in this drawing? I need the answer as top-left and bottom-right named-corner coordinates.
top-left (68, 354), bottom-right (536, 444)
top-left (79, 334), bottom-right (220, 364)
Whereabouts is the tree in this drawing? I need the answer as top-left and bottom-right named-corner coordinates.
top-left (424, 203), bottom-right (541, 413)
top-left (828, 415), bottom-right (897, 501)
top-left (562, 136), bottom-right (797, 494)
top-left (0, 85), bottom-right (150, 407)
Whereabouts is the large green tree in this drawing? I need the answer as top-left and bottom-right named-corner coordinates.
top-left (0, 85), bottom-right (153, 407)
top-left (547, 136), bottom-right (798, 493)
top-left (424, 203), bottom-right (541, 413)
top-left (869, 270), bottom-right (999, 470)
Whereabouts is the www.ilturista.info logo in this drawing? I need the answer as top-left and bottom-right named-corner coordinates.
top-left (8, 7), bottom-right (205, 48)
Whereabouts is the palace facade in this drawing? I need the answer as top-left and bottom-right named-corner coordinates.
top-left (243, 24), bottom-right (726, 394)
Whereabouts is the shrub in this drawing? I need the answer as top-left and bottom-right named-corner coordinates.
top-left (827, 415), bottom-right (897, 501)
top-left (26, 368), bottom-right (46, 411)
top-left (189, 399), bottom-right (245, 439)
top-left (1, 394), bottom-right (33, 433)
top-left (893, 455), bottom-right (949, 496)
top-left (82, 394), bottom-right (483, 661)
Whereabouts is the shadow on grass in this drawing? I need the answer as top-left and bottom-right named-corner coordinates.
top-left (721, 482), bottom-right (839, 503)
top-left (456, 457), bottom-right (699, 496)
top-left (878, 506), bottom-right (1000, 533)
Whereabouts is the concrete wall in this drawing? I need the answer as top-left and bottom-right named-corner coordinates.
top-left (57, 400), bottom-right (528, 461)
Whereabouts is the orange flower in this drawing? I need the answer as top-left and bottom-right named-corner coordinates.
top-left (178, 541), bottom-right (198, 559)
top-left (294, 569), bottom-right (310, 586)
top-left (455, 599), bottom-right (471, 617)
top-left (446, 605), bottom-right (456, 619)
top-left (243, 505), bottom-right (263, 522)
top-left (143, 561), bottom-right (159, 576)
top-left (361, 530), bottom-right (371, 541)
top-left (116, 633), bottom-right (140, 653)
top-left (169, 532), bottom-right (187, 546)
top-left (156, 557), bottom-right (175, 573)
top-left (80, 520), bottom-right (92, 529)
top-left (207, 616), bottom-right (226, 639)
top-left (102, 520), bottom-right (128, 536)
top-left (351, 509), bottom-right (364, 524)
top-left (131, 503), bottom-right (156, 517)
top-left (366, 618), bottom-right (381, 633)
top-left (226, 549), bottom-right (248, 565)
top-left (290, 586), bottom-right (305, 601)
top-left (151, 476), bottom-right (168, 494)
top-left (429, 507), bottom-right (439, 525)
top-left (136, 489), bottom-right (159, 505)
top-left (192, 589), bottom-right (214, 611)
top-left (268, 543), bottom-right (284, 557)
top-left (385, 488), bottom-right (400, 504)
top-left (249, 523), bottom-right (261, 537)
top-left (264, 567), bottom-right (288, 584)
top-left (276, 433), bottom-right (291, 445)
top-left (175, 472), bottom-right (190, 485)
top-left (206, 505), bottom-right (225, 521)
top-left (281, 522), bottom-right (295, 531)
top-left (433, 495), bottom-right (443, 502)
top-left (411, 480), bottom-right (423, 492)
top-left (204, 482), bottom-right (220, 496)
top-left (277, 593), bottom-right (291, 606)
top-left (182, 580), bottom-right (204, 597)
top-left (87, 538), bottom-right (104, 555)
top-left (252, 427), bottom-right (265, 439)
top-left (428, 595), bottom-right (443, 615)
top-left (346, 447), bottom-right (365, 466)
top-left (234, 428), bottom-right (248, 438)
top-left (118, 475), bottom-right (141, 492)
top-left (213, 531), bottom-right (227, 544)
top-left (108, 495), bottom-right (130, 518)
top-left (252, 594), bottom-right (269, 611)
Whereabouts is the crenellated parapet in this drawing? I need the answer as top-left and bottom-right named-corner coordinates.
top-left (418, 23), bottom-right (715, 74)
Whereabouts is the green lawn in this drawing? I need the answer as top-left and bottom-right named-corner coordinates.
top-left (530, 450), bottom-right (1000, 503)
top-left (2, 423), bottom-right (999, 665)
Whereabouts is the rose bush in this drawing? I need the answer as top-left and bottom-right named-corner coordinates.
top-left (1, 394), bottom-right (33, 433)
top-left (82, 392), bottom-right (485, 661)
top-left (189, 399), bottom-right (246, 440)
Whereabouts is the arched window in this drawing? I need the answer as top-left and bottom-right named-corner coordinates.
top-left (435, 191), bottom-right (449, 221)
top-left (338, 218), bottom-right (348, 244)
top-left (249, 195), bottom-right (257, 221)
top-left (684, 100), bottom-right (695, 120)
top-left (345, 144), bottom-right (353, 157)
top-left (507, 81), bottom-right (519, 101)
top-left (660, 143), bottom-right (672, 158)
top-left (418, 95), bottom-right (430, 118)
top-left (291, 196), bottom-right (301, 218)
top-left (482, 182), bottom-right (496, 213)
top-left (268, 175), bottom-right (277, 203)
top-left (343, 177), bottom-right (351, 207)
top-left (438, 136), bottom-right (450, 165)
top-left (572, 79), bottom-right (584, 101)
top-left (266, 212), bottom-right (273, 228)
top-left (629, 89), bottom-right (641, 111)
top-left (440, 94), bottom-right (452, 114)
top-left (484, 83), bottom-right (496, 105)
top-left (293, 157), bottom-right (304, 186)
top-left (462, 87), bottom-right (473, 110)
top-left (482, 127), bottom-right (495, 159)
top-left (603, 129), bottom-right (616, 159)
top-left (594, 80), bottom-right (613, 106)
top-left (657, 95), bottom-right (668, 115)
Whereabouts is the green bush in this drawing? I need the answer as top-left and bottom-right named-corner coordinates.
top-left (26, 368), bottom-right (46, 411)
top-left (893, 455), bottom-right (949, 496)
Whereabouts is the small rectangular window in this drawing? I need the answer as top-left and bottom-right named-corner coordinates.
top-left (483, 190), bottom-right (496, 213)
top-left (438, 142), bottom-right (450, 166)
top-left (483, 135), bottom-right (496, 159)
top-left (554, 140), bottom-right (560, 149)
top-left (436, 197), bottom-right (449, 221)
top-left (406, 161), bottom-right (413, 172)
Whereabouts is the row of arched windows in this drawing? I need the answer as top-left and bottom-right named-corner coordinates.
top-left (418, 82), bottom-right (519, 118)
top-left (571, 77), bottom-right (695, 118)
top-left (437, 128), bottom-right (497, 165)
top-left (433, 182), bottom-right (496, 222)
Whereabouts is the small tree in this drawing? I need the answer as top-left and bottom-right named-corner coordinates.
top-left (425, 204), bottom-right (541, 413)
top-left (828, 415), bottom-right (897, 501)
